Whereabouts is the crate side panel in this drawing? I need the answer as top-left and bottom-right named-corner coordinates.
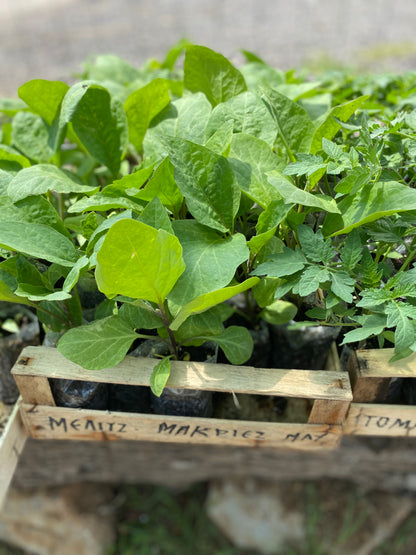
top-left (344, 403), bottom-right (416, 437)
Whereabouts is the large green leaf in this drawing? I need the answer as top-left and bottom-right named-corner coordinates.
top-left (0, 145), bottom-right (30, 169)
top-left (68, 84), bottom-right (128, 175)
top-left (0, 221), bottom-right (78, 267)
top-left (143, 93), bottom-right (212, 158)
top-left (205, 92), bottom-right (277, 146)
top-left (171, 277), bottom-right (259, 331)
top-left (266, 173), bottom-right (340, 213)
top-left (169, 220), bottom-right (249, 305)
top-left (57, 315), bottom-right (138, 370)
top-left (311, 95), bottom-right (369, 154)
top-left (184, 45), bottom-right (247, 107)
top-left (260, 87), bottom-right (315, 158)
top-left (95, 219), bottom-right (185, 304)
top-left (323, 181), bottom-right (416, 236)
top-left (11, 112), bottom-right (55, 163)
top-left (118, 301), bottom-right (164, 330)
top-left (18, 79), bottom-right (69, 126)
top-left (7, 164), bottom-right (96, 202)
top-left (165, 138), bottom-right (240, 233)
top-left (0, 267), bottom-right (32, 305)
top-left (124, 78), bottom-right (171, 154)
top-left (208, 326), bottom-right (253, 365)
top-left (229, 134), bottom-right (285, 207)
top-left (251, 248), bottom-right (306, 278)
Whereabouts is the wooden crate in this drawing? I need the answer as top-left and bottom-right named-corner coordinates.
top-left (11, 345), bottom-right (352, 450)
top-left (344, 349), bottom-right (416, 437)
top-left (0, 399), bottom-right (28, 508)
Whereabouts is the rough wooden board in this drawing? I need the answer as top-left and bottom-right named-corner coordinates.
top-left (11, 435), bottom-right (416, 492)
top-left (13, 374), bottom-right (55, 406)
top-left (354, 349), bottom-right (416, 378)
top-left (308, 399), bottom-right (350, 425)
top-left (12, 346), bottom-right (352, 402)
top-left (344, 403), bottom-right (416, 437)
top-left (0, 399), bottom-right (27, 508)
top-left (20, 403), bottom-right (341, 450)
top-left (347, 350), bottom-right (392, 402)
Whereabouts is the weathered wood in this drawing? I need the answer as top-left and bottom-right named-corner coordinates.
top-left (308, 399), bottom-right (350, 425)
top-left (344, 403), bottom-right (416, 437)
top-left (12, 346), bottom-right (352, 402)
top-left (347, 350), bottom-right (391, 402)
top-left (0, 399), bottom-right (28, 508)
top-left (13, 375), bottom-right (55, 407)
top-left (20, 403), bottom-right (341, 450)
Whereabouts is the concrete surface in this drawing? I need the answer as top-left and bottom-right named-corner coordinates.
top-left (0, 0), bottom-right (416, 96)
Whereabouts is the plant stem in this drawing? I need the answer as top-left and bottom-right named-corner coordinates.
top-left (158, 302), bottom-right (178, 359)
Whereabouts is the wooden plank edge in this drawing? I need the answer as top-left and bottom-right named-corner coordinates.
top-left (354, 349), bottom-right (416, 378)
top-left (0, 398), bottom-right (28, 508)
top-left (344, 403), bottom-right (416, 437)
top-left (20, 404), bottom-right (342, 450)
top-left (12, 346), bottom-right (352, 402)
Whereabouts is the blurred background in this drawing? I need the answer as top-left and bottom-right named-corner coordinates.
top-left (1, 1), bottom-right (416, 554)
top-left (1, 0), bottom-right (416, 97)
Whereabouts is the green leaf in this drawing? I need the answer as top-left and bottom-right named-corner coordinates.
top-left (340, 230), bottom-right (362, 271)
top-left (341, 314), bottom-right (387, 345)
top-left (324, 181), bottom-right (416, 236)
top-left (0, 267), bottom-right (32, 305)
top-left (184, 45), bottom-right (247, 107)
top-left (266, 173), bottom-right (340, 213)
top-left (118, 301), bottom-right (164, 329)
top-left (144, 93), bottom-right (212, 158)
top-left (229, 134), bottom-right (285, 207)
top-left (260, 87), bottom-right (315, 157)
top-left (207, 326), bottom-right (254, 365)
top-left (321, 138), bottom-right (344, 160)
top-left (173, 307), bottom-right (225, 345)
top-left (252, 247), bottom-right (307, 278)
top-left (205, 92), bottom-right (277, 146)
top-left (95, 219), bottom-right (185, 304)
top-left (359, 249), bottom-right (383, 288)
top-left (150, 356), bottom-right (172, 397)
top-left (0, 221), bottom-right (78, 267)
top-left (165, 138), bottom-right (240, 233)
top-left (7, 164), bottom-right (96, 202)
top-left (0, 145), bottom-right (30, 169)
top-left (385, 302), bottom-right (416, 356)
top-left (329, 270), bottom-right (355, 303)
top-left (63, 255), bottom-right (90, 292)
top-left (298, 266), bottom-right (330, 296)
top-left (205, 121), bottom-right (234, 156)
top-left (57, 315), bottom-right (138, 370)
top-left (248, 201), bottom-right (293, 255)
top-left (311, 95), bottom-right (369, 154)
top-left (297, 225), bottom-right (334, 264)
top-left (171, 277), bottom-right (259, 331)
top-left (138, 197), bottom-right (174, 235)
top-left (125, 78), bottom-right (171, 154)
top-left (68, 84), bottom-right (128, 175)
top-left (357, 288), bottom-right (392, 308)
top-left (260, 300), bottom-right (297, 325)
top-left (169, 220), bottom-right (249, 305)
top-left (11, 111), bottom-right (55, 163)
top-left (18, 79), bottom-right (69, 126)
top-left (283, 154), bottom-right (327, 177)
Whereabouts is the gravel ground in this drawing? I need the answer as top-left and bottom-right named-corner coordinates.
top-left (1, 0), bottom-right (416, 96)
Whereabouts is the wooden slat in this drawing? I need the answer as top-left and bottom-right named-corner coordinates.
top-left (347, 350), bottom-right (391, 402)
top-left (308, 399), bottom-right (350, 425)
top-left (19, 403), bottom-right (342, 450)
top-left (12, 346), bottom-right (352, 402)
top-left (0, 399), bottom-right (28, 508)
top-left (344, 403), bottom-right (416, 437)
top-left (354, 349), bottom-right (416, 378)
top-left (13, 375), bottom-right (55, 406)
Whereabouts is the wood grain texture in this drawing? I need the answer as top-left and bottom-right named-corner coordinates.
top-left (344, 403), bottom-right (416, 437)
top-left (20, 403), bottom-right (342, 450)
top-left (353, 349), bottom-right (416, 378)
top-left (12, 346), bottom-right (352, 402)
top-left (0, 399), bottom-right (27, 508)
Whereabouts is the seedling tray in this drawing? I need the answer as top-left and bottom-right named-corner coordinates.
top-left (344, 349), bottom-right (416, 437)
top-left (12, 346), bottom-right (352, 450)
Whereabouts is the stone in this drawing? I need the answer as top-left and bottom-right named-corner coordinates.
top-left (0, 484), bottom-right (116, 555)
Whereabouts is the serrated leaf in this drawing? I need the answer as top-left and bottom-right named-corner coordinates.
top-left (385, 302), bottom-right (416, 356)
top-left (125, 78), bottom-right (171, 154)
top-left (165, 137), bottom-right (240, 233)
top-left (57, 315), bottom-right (138, 370)
top-left (7, 164), bottom-right (96, 202)
top-left (150, 356), bottom-right (172, 397)
top-left (298, 266), bottom-right (330, 296)
top-left (252, 247), bottom-right (307, 278)
top-left (329, 270), bottom-right (355, 303)
top-left (340, 230), bottom-right (362, 271)
top-left (171, 277), bottom-right (259, 331)
top-left (95, 219), bottom-right (185, 304)
top-left (297, 225), bottom-right (334, 264)
top-left (169, 220), bottom-right (248, 305)
top-left (184, 45), bottom-right (247, 107)
top-left (357, 288), bottom-right (392, 308)
top-left (341, 314), bottom-right (387, 345)
top-left (321, 138), bottom-right (344, 160)
top-left (283, 154), bottom-right (326, 177)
